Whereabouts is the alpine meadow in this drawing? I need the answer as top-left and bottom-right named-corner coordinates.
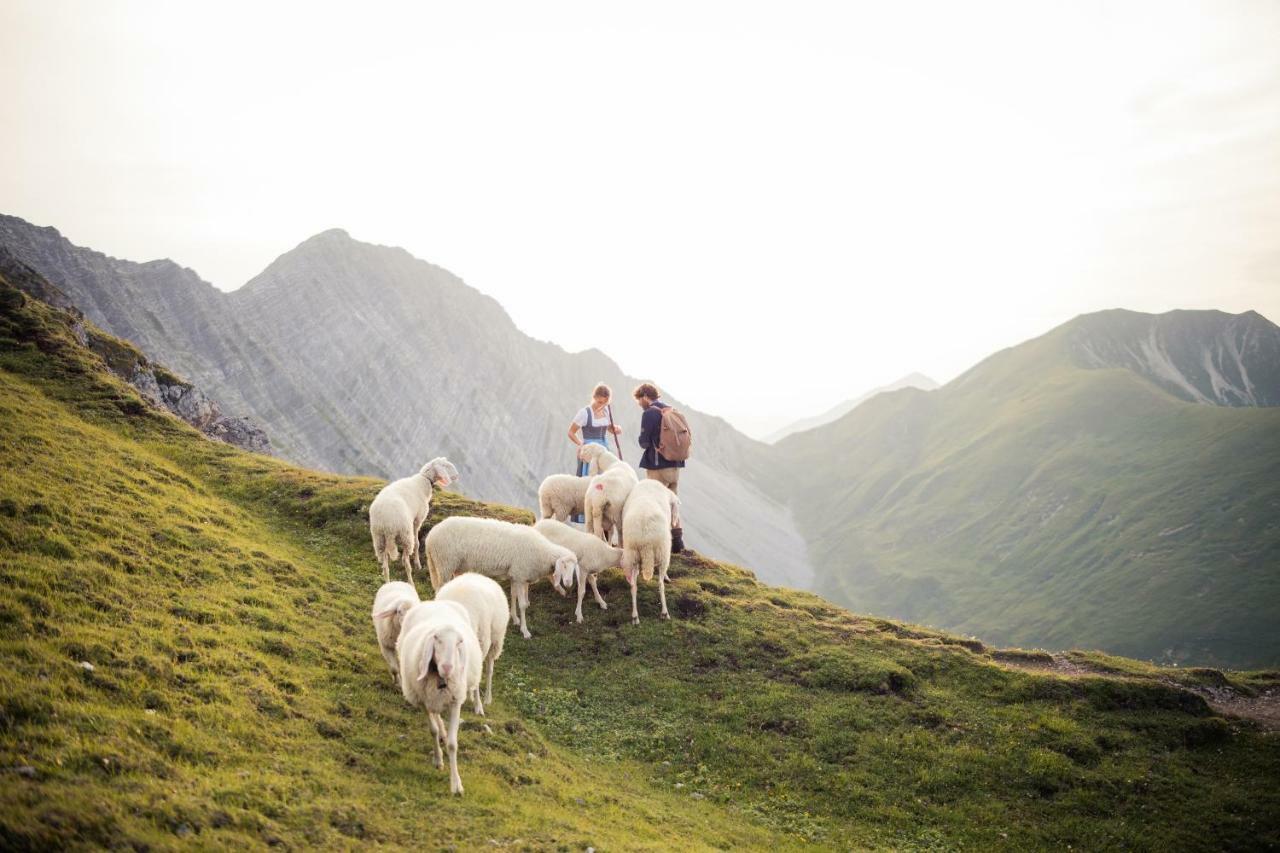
top-left (2, 264), bottom-right (1278, 849)
top-left (4, 2), bottom-right (1280, 849)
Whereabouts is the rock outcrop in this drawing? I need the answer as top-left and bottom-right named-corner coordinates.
top-left (0, 244), bottom-right (272, 456)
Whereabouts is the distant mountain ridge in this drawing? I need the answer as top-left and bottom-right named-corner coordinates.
top-left (764, 372), bottom-right (939, 443)
top-left (1064, 308), bottom-right (1280, 407)
top-left (0, 214), bottom-right (812, 587)
top-left (777, 308), bottom-right (1280, 667)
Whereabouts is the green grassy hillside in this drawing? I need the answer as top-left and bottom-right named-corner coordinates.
top-left (778, 314), bottom-right (1280, 668)
top-left (1, 280), bottom-right (1278, 850)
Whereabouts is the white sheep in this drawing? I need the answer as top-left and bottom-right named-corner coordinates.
top-left (584, 461), bottom-right (638, 545)
top-left (370, 581), bottom-right (420, 684)
top-left (369, 457), bottom-right (459, 584)
top-left (397, 602), bottom-right (482, 796)
top-left (533, 518), bottom-right (623, 623)
top-left (619, 479), bottom-right (681, 624)
top-left (398, 598), bottom-right (481, 711)
top-left (537, 474), bottom-right (591, 522)
top-left (577, 442), bottom-right (621, 474)
top-left (434, 573), bottom-right (509, 707)
top-left (424, 516), bottom-right (578, 639)
top-left (537, 445), bottom-right (621, 522)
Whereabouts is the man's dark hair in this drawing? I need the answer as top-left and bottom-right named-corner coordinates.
top-left (632, 382), bottom-right (660, 401)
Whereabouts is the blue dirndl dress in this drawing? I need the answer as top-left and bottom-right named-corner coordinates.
top-left (573, 408), bottom-right (611, 523)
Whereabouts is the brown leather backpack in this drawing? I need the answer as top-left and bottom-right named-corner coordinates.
top-left (656, 406), bottom-right (692, 461)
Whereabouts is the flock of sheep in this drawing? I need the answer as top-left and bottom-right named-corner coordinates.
top-left (367, 445), bottom-right (682, 795)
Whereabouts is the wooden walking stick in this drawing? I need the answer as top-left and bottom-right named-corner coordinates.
top-left (606, 403), bottom-right (624, 462)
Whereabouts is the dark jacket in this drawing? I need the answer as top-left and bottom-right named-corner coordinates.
top-left (638, 401), bottom-right (685, 470)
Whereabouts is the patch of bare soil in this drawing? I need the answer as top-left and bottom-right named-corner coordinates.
top-left (1195, 686), bottom-right (1280, 733)
top-left (994, 654), bottom-right (1280, 733)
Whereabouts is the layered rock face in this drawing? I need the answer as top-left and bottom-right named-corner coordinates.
top-left (0, 216), bottom-right (811, 587)
top-left (1066, 308), bottom-right (1280, 407)
top-left (0, 244), bottom-right (272, 455)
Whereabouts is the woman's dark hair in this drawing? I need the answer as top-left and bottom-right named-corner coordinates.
top-left (632, 382), bottom-right (660, 401)
top-left (592, 384), bottom-right (612, 400)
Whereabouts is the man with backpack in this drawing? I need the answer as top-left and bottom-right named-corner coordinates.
top-left (633, 382), bottom-right (690, 553)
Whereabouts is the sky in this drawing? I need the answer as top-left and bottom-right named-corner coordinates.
top-left (3, 1), bottom-right (1278, 438)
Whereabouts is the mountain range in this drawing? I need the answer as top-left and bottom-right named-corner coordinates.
top-left (777, 308), bottom-right (1280, 667)
top-left (2, 212), bottom-right (1277, 666)
top-left (0, 215), bottom-right (812, 588)
top-left (764, 372), bottom-right (939, 443)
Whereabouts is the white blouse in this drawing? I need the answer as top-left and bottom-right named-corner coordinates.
top-left (573, 406), bottom-right (613, 428)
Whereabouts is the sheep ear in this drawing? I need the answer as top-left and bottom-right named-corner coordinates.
top-left (455, 638), bottom-right (467, 681)
top-left (416, 633), bottom-right (436, 682)
top-left (373, 608), bottom-right (398, 620)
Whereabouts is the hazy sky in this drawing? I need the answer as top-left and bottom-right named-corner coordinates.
top-left (3, 1), bottom-right (1278, 437)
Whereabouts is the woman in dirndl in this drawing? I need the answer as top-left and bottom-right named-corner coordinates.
top-left (567, 383), bottom-right (622, 523)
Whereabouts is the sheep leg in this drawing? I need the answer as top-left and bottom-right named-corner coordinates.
top-left (472, 686), bottom-right (485, 716)
top-left (426, 551), bottom-right (442, 592)
top-left (629, 571), bottom-right (639, 625)
top-left (427, 711), bottom-right (444, 769)
top-left (379, 546), bottom-right (390, 584)
top-left (516, 581), bottom-right (532, 639)
top-left (401, 535), bottom-right (415, 586)
top-left (485, 656), bottom-right (494, 704)
top-left (658, 572), bottom-right (670, 620)
top-left (575, 566), bottom-right (587, 624)
top-left (590, 573), bottom-right (608, 610)
top-left (447, 702), bottom-right (464, 795)
top-left (509, 583), bottom-right (521, 627)
top-left (381, 646), bottom-right (399, 685)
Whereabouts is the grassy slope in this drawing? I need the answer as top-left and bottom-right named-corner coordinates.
top-left (779, 322), bottom-right (1280, 668)
top-left (0, 281), bottom-right (1278, 850)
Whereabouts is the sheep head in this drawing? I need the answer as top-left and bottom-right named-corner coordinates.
top-left (552, 554), bottom-right (578, 594)
top-left (421, 457), bottom-right (459, 489)
top-left (417, 627), bottom-right (468, 687)
top-left (373, 599), bottom-right (414, 632)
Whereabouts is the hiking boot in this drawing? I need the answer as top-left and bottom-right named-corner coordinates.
top-left (670, 526), bottom-right (684, 554)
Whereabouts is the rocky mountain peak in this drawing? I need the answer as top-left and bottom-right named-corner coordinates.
top-left (1064, 308), bottom-right (1280, 406)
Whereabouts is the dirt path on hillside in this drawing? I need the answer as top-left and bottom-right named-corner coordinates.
top-left (995, 653), bottom-right (1280, 733)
